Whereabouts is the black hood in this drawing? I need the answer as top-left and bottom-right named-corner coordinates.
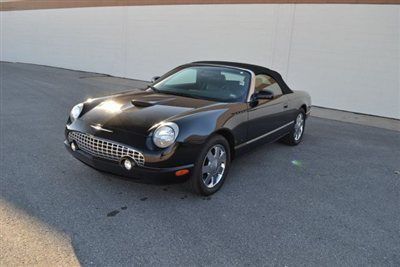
top-left (80, 90), bottom-right (217, 135)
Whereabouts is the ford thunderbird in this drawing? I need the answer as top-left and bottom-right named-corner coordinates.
top-left (65, 61), bottom-right (311, 195)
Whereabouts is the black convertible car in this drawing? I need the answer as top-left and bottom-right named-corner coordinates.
top-left (65, 61), bottom-right (311, 195)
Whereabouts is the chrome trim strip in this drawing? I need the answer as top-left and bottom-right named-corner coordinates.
top-left (235, 121), bottom-right (294, 149)
top-left (247, 71), bottom-right (256, 102)
top-left (90, 124), bottom-right (113, 133)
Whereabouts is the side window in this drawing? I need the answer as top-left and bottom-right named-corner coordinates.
top-left (254, 74), bottom-right (283, 97)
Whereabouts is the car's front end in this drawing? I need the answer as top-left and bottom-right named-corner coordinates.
top-left (64, 127), bottom-right (197, 181)
top-left (64, 93), bottom-right (213, 181)
top-left (64, 64), bottom-right (254, 183)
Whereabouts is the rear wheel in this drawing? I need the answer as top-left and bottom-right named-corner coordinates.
top-left (281, 110), bottom-right (306, 146)
top-left (190, 135), bottom-right (231, 195)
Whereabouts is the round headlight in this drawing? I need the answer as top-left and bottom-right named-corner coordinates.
top-left (152, 122), bottom-right (179, 148)
top-left (70, 103), bottom-right (83, 122)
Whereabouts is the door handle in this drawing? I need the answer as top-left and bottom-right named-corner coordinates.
top-left (283, 103), bottom-right (288, 109)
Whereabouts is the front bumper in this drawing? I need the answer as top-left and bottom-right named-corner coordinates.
top-left (64, 140), bottom-right (194, 180)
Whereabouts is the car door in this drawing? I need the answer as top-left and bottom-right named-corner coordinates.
top-left (246, 74), bottom-right (289, 142)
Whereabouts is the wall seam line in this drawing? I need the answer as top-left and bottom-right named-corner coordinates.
top-left (285, 3), bottom-right (296, 81)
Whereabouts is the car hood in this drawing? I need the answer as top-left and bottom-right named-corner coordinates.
top-left (80, 90), bottom-right (218, 135)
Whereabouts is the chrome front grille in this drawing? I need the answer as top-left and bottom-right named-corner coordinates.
top-left (68, 132), bottom-right (145, 166)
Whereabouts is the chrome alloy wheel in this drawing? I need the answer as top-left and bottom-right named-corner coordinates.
top-left (202, 144), bottom-right (227, 188)
top-left (294, 113), bottom-right (304, 141)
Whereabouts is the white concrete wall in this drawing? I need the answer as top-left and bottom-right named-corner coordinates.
top-left (1, 4), bottom-right (399, 119)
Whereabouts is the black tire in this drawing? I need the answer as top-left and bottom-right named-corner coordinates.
top-left (189, 135), bottom-right (231, 195)
top-left (281, 110), bottom-right (306, 146)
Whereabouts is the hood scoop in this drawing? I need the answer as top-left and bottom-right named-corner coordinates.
top-left (131, 96), bottom-right (176, 108)
top-left (131, 99), bottom-right (155, 107)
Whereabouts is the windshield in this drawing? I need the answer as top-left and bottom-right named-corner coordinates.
top-left (153, 66), bottom-right (251, 102)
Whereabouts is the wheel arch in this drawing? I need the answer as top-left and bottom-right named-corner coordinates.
top-left (300, 104), bottom-right (307, 113)
top-left (213, 128), bottom-right (236, 160)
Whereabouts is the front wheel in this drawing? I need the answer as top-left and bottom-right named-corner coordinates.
top-left (281, 110), bottom-right (306, 146)
top-left (189, 135), bottom-right (231, 195)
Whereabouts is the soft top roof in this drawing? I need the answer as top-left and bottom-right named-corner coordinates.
top-left (192, 61), bottom-right (293, 94)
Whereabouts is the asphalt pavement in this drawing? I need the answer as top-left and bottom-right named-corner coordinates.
top-left (1, 62), bottom-right (399, 266)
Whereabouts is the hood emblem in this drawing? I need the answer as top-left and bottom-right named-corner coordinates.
top-left (90, 124), bottom-right (113, 133)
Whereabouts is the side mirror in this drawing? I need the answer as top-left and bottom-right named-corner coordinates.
top-left (250, 90), bottom-right (274, 107)
top-left (151, 76), bottom-right (160, 83)
top-left (253, 90), bottom-right (274, 100)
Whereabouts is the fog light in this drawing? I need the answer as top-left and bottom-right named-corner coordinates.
top-left (123, 159), bottom-right (133, 170)
top-left (71, 142), bottom-right (77, 151)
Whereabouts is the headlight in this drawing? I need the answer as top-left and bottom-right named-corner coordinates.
top-left (152, 122), bottom-right (179, 148)
top-left (70, 103), bottom-right (83, 122)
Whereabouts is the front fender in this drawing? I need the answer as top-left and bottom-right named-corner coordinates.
top-left (175, 109), bottom-right (229, 144)
top-left (173, 102), bottom-right (249, 148)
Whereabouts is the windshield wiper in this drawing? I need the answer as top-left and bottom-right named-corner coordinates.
top-left (148, 87), bottom-right (213, 101)
top-left (158, 91), bottom-right (196, 99)
top-left (147, 86), bottom-right (188, 98)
